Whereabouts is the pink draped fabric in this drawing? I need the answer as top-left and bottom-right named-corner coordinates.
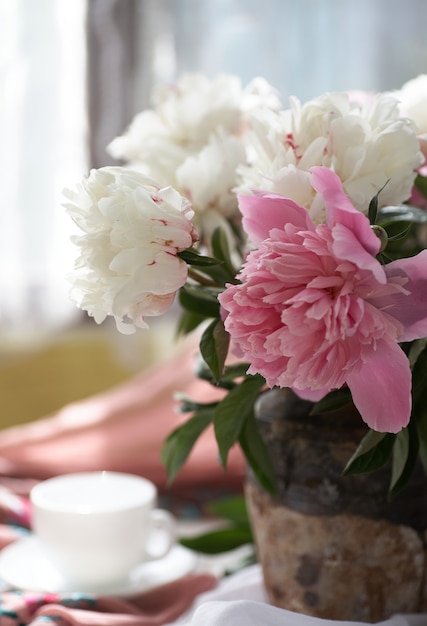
top-left (0, 338), bottom-right (245, 497)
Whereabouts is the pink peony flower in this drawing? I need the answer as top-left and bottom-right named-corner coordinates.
top-left (219, 166), bottom-right (427, 433)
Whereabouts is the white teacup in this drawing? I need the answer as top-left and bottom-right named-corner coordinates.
top-left (30, 471), bottom-right (176, 588)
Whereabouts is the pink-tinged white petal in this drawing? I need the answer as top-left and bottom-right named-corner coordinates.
top-left (238, 192), bottom-right (313, 245)
top-left (346, 339), bottom-right (411, 432)
top-left (237, 91), bottom-right (422, 213)
top-left (65, 166), bottom-right (198, 333)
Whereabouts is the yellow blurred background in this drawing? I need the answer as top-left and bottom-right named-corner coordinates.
top-left (0, 321), bottom-right (176, 430)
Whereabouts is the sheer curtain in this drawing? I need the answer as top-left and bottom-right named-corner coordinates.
top-left (89, 0), bottom-right (427, 170)
top-left (0, 0), bottom-right (87, 338)
top-left (165, 0), bottom-right (427, 102)
top-left (2, 0), bottom-right (427, 340)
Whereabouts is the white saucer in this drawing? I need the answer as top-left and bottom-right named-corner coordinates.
top-left (0, 535), bottom-right (197, 596)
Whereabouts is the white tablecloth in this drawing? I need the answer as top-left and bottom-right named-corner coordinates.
top-left (168, 564), bottom-right (427, 626)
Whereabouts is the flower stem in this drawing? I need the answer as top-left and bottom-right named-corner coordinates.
top-left (187, 268), bottom-right (218, 287)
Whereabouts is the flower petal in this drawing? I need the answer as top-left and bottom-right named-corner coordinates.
top-left (332, 223), bottom-right (386, 284)
top-left (292, 386), bottom-right (331, 403)
top-left (65, 166), bottom-right (197, 333)
top-left (381, 249), bottom-right (427, 341)
top-left (238, 192), bottom-right (313, 245)
top-left (346, 339), bottom-right (411, 433)
top-left (310, 166), bottom-right (380, 256)
top-left (310, 166), bottom-right (385, 282)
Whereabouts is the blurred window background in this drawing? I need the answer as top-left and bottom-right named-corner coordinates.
top-left (0, 0), bottom-right (87, 338)
top-left (1, 0), bottom-right (426, 427)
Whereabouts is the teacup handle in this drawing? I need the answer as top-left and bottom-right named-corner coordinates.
top-left (145, 508), bottom-right (176, 560)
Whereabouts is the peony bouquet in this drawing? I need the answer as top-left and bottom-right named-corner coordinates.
top-left (64, 73), bottom-right (427, 496)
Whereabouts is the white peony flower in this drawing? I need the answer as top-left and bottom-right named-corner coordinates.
top-left (392, 74), bottom-right (427, 159)
top-left (107, 111), bottom-right (188, 187)
top-left (150, 73), bottom-right (245, 145)
top-left (238, 91), bottom-right (423, 220)
top-left (64, 166), bottom-right (198, 334)
top-left (176, 131), bottom-right (246, 218)
top-left (107, 73), bottom-right (281, 235)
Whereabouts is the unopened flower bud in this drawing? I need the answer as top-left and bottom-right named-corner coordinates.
top-left (371, 225), bottom-right (388, 252)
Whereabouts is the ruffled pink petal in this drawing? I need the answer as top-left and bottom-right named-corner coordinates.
top-left (379, 249), bottom-right (427, 341)
top-left (238, 192), bottom-right (313, 245)
top-left (346, 339), bottom-right (411, 433)
top-left (292, 386), bottom-right (332, 403)
top-left (332, 222), bottom-right (386, 284)
top-left (310, 166), bottom-right (380, 256)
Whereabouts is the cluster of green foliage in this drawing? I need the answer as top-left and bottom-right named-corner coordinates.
top-left (162, 177), bottom-right (427, 500)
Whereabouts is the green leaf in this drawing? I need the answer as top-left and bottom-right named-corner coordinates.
top-left (368, 179), bottom-right (389, 224)
top-left (389, 428), bottom-right (409, 490)
top-left (161, 409), bottom-right (214, 483)
top-left (206, 495), bottom-right (250, 526)
top-left (310, 388), bottom-right (352, 414)
top-left (177, 248), bottom-right (222, 266)
top-left (211, 228), bottom-right (239, 282)
top-left (200, 318), bottom-right (230, 381)
top-left (387, 224), bottom-right (411, 241)
top-left (192, 359), bottom-right (251, 390)
top-left (176, 310), bottom-right (207, 336)
top-left (414, 385), bottom-right (427, 475)
top-left (195, 264), bottom-right (236, 286)
top-left (179, 285), bottom-right (220, 318)
top-left (389, 424), bottom-right (419, 499)
top-left (214, 375), bottom-right (265, 468)
top-left (377, 251), bottom-right (393, 265)
top-left (417, 420), bottom-right (427, 475)
top-left (408, 338), bottom-right (427, 369)
top-left (411, 345), bottom-right (427, 406)
top-left (239, 411), bottom-right (277, 493)
top-left (180, 235), bottom-right (238, 285)
top-left (221, 362), bottom-right (252, 380)
top-left (343, 430), bottom-right (394, 475)
top-left (178, 496), bottom-right (254, 556)
top-left (368, 193), bottom-right (379, 224)
top-left (415, 173), bottom-right (427, 200)
top-left (174, 394), bottom-right (219, 414)
top-left (193, 357), bottom-right (236, 390)
top-left (410, 345), bottom-right (427, 476)
top-left (179, 526), bottom-right (253, 554)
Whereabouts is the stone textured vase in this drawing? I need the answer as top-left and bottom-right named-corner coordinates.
top-left (245, 388), bottom-right (427, 622)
